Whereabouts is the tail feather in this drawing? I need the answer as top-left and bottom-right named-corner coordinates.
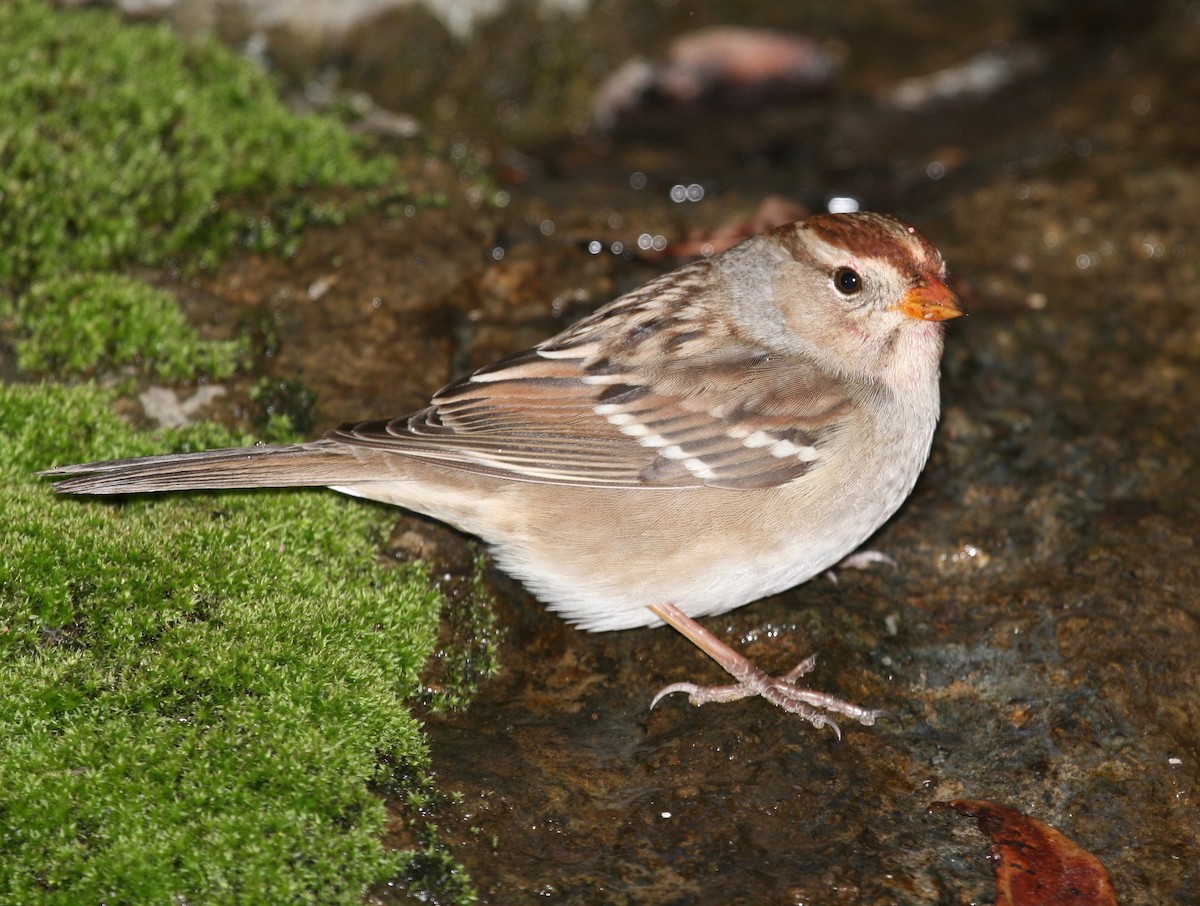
top-left (40, 440), bottom-right (384, 495)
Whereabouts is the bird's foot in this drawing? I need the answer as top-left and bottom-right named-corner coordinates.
top-left (837, 549), bottom-right (898, 571)
top-left (650, 655), bottom-right (888, 738)
top-left (824, 549), bottom-right (898, 585)
top-left (647, 602), bottom-right (890, 737)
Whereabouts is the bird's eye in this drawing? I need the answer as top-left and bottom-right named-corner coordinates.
top-left (833, 267), bottom-right (862, 296)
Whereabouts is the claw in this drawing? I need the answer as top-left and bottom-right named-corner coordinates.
top-left (647, 602), bottom-right (888, 735)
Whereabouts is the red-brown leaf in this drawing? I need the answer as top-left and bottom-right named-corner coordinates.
top-left (930, 799), bottom-right (1118, 906)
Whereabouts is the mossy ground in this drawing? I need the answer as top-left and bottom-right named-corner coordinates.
top-left (0, 2), bottom-right (480, 902)
top-left (6, 273), bottom-right (246, 380)
top-left (0, 0), bottom-right (391, 288)
top-left (1, 384), bottom-right (446, 904)
top-left (0, 0), bottom-right (392, 383)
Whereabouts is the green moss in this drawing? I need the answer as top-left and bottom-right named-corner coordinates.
top-left (7, 273), bottom-right (246, 380)
top-left (0, 6), bottom-right (485, 901)
top-left (0, 383), bottom-right (450, 904)
top-left (0, 0), bottom-right (394, 290)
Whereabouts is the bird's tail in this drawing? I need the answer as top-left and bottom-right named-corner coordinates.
top-left (40, 440), bottom-right (386, 496)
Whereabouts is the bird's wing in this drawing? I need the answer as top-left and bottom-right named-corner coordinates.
top-left (328, 261), bottom-right (857, 490)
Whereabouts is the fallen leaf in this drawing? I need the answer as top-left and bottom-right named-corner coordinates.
top-left (662, 195), bottom-right (809, 259)
top-left (930, 799), bottom-right (1118, 905)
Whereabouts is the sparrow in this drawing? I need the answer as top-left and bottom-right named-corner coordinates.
top-left (42, 211), bottom-right (962, 734)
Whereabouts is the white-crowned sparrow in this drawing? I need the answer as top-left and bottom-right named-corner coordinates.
top-left (43, 212), bottom-right (961, 733)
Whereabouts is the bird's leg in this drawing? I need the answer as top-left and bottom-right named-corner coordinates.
top-left (647, 602), bottom-right (888, 737)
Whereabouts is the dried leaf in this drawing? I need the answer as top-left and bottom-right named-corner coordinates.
top-left (931, 799), bottom-right (1118, 906)
top-left (663, 195), bottom-right (809, 259)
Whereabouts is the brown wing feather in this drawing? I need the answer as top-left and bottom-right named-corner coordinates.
top-left (326, 260), bottom-right (858, 490)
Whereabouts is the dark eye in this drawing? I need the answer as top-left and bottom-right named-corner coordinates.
top-left (834, 267), bottom-right (862, 295)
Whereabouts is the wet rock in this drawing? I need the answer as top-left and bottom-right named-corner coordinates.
top-left (389, 5), bottom-right (1198, 904)
top-left (139, 384), bottom-right (227, 428)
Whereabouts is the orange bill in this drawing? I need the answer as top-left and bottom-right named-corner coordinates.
top-left (892, 276), bottom-right (964, 322)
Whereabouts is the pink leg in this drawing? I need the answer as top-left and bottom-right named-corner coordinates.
top-left (647, 602), bottom-right (889, 737)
